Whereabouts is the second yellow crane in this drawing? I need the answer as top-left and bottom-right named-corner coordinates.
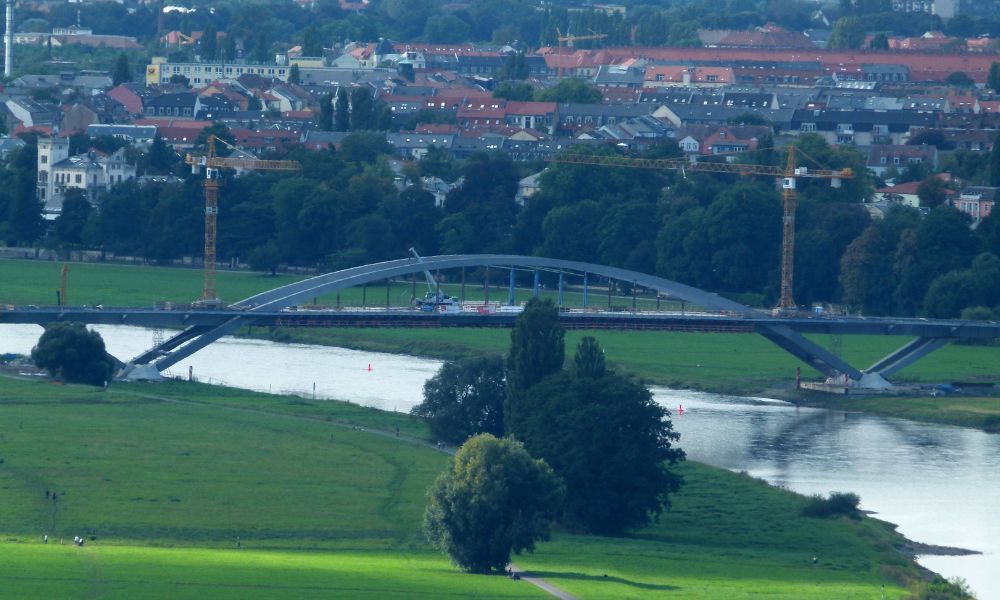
top-left (550, 146), bottom-right (853, 310)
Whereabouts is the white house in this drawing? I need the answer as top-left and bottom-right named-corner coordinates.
top-left (37, 136), bottom-right (137, 212)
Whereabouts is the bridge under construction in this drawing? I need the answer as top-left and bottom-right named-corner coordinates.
top-left (3, 255), bottom-right (998, 388)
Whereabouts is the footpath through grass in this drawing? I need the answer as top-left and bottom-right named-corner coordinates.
top-left (0, 375), bottom-right (926, 598)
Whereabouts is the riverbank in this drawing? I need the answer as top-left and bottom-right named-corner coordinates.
top-left (258, 327), bottom-right (1000, 431)
top-left (4, 256), bottom-right (999, 431)
top-left (0, 374), bottom-right (963, 599)
top-left (791, 393), bottom-right (1000, 433)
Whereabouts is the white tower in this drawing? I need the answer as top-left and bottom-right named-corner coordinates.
top-left (37, 137), bottom-right (70, 212)
top-left (4, 0), bottom-right (13, 78)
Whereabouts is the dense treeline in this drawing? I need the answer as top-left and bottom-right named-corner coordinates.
top-left (4, 132), bottom-right (1000, 319)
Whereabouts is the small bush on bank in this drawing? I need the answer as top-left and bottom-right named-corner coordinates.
top-left (800, 492), bottom-right (862, 519)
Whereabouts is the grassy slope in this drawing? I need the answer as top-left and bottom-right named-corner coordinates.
top-left (799, 394), bottom-right (1000, 433)
top-left (0, 376), bottom-right (920, 598)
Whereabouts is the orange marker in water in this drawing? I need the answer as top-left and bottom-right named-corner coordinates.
top-left (678, 404), bottom-right (684, 415)
top-left (367, 363), bottom-right (372, 372)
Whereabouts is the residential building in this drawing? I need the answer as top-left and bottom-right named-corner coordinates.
top-left (952, 186), bottom-right (996, 225)
top-left (866, 144), bottom-right (939, 176)
top-left (37, 137), bottom-right (136, 211)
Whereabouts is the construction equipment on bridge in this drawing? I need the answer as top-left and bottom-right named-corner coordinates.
top-left (550, 146), bottom-right (854, 310)
top-left (185, 135), bottom-right (300, 306)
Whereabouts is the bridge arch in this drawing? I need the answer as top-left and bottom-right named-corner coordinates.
top-left (233, 254), bottom-right (753, 314)
top-left (124, 254), bottom-right (752, 376)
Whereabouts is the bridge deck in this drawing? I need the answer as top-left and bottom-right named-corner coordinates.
top-left (3, 307), bottom-right (999, 339)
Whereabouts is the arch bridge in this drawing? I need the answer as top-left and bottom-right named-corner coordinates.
top-left (95, 254), bottom-right (992, 388)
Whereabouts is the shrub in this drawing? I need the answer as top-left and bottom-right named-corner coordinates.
top-left (800, 492), bottom-right (862, 519)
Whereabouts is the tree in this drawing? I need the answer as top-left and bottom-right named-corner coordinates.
top-left (534, 78), bottom-right (602, 104)
top-left (147, 135), bottom-right (175, 174)
top-left (247, 241), bottom-right (281, 275)
top-left (335, 88), bottom-right (350, 132)
top-left (318, 93), bottom-right (334, 131)
top-left (349, 87), bottom-right (377, 131)
top-left (31, 322), bottom-right (115, 386)
top-left (499, 52), bottom-right (528, 81)
top-left (288, 63), bottom-right (301, 85)
top-left (412, 356), bottom-right (506, 445)
top-left (989, 62), bottom-right (1000, 93)
top-left (991, 131), bottom-right (1000, 187)
top-left (869, 33), bottom-right (889, 50)
top-left (829, 17), bottom-right (865, 49)
top-left (424, 434), bottom-right (564, 574)
top-left (945, 72), bottom-right (975, 87)
top-left (917, 175), bottom-right (948, 208)
top-left (112, 52), bottom-right (132, 86)
top-left (493, 81), bottom-right (535, 101)
top-left (201, 22), bottom-right (218, 61)
top-left (53, 189), bottom-right (92, 246)
top-left (505, 298), bottom-right (565, 433)
top-left (511, 337), bottom-right (685, 535)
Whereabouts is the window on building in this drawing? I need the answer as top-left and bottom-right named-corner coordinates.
top-left (75, 174), bottom-right (81, 183)
top-left (40, 155), bottom-right (47, 164)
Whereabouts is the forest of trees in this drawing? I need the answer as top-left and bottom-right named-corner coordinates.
top-left (3, 130), bottom-right (1000, 319)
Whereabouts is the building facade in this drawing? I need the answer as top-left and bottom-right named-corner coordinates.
top-left (37, 137), bottom-right (136, 212)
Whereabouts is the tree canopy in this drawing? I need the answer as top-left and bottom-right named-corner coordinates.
top-left (510, 337), bottom-right (685, 535)
top-left (424, 434), bottom-right (564, 573)
top-left (505, 298), bottom-right (564, 434)
top-left (31, 322), bottom-right (115, 386)
top-left (412, 355), bottom-right (506, 445)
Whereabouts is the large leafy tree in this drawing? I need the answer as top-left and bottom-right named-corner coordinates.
top-left (424, 434), bottom-right (564, 574)
top-left (31, 322), bottom-right (115, 386)
top-left (895, 206), bottom-right (977, 315)
top-left (53, 190), bottom-right (92, 246)
top-left (112, 52), bottom-right (132, 86)
top-left (412, 355), bottom-right (506, 445)
top-left (505, 298), bottom-right (564, 434)
top-left (511, 337), bottom-right (685, 535)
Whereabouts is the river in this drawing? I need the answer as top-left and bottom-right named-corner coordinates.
top-left (3, 324), bottom-right (998, 598)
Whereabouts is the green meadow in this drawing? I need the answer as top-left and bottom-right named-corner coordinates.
top-left (0, 376), bottom-right (925, 598)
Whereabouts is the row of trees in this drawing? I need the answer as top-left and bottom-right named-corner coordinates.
top-left (420, 299), bottom-right (685, 572)
top-left (9, 128), bottom-right (1000, 318)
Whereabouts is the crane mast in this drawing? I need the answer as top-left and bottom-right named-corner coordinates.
top-left (550, 147), bottom-right (853, 310)
top-left (185, 135), bottom-right (300, 305)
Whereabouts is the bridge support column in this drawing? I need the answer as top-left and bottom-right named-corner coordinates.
top-left (583, 272), bottom-right (588, 308)
top-left (533, 271), bottom-right (540, 298)
top-left (508, 268), bottom-right (515, 306)
top-left (757, 323), bottom-right (863, 381)
top-left (557, 272), bottom-right (564, 307)
top-left (866, 336), bottom-right (949, 379)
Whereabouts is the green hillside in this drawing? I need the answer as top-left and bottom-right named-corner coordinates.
top-left (0, 376), bottom-right (926, 598)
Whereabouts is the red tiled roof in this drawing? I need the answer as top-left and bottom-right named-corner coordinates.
top-left (539, 46), bottom-right (1000, 83)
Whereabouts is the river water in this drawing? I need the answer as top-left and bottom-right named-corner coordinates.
top-left (3, 324), bottom-right (998, 598)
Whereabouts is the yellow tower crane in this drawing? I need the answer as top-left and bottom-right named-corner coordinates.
top-left (550, 146), bottom-right (853, 310)
top-left (556, 28), bottom-right (608, 48)
top-left (185, 135), bottom-right (301, 306)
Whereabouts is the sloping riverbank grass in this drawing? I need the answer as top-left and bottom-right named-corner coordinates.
top-left (799, 394), bottom-right (1000, 433)
top-left (266, 327), bottom-right (1000, 394)
top-left (0, 375), bottom-right (933, 598)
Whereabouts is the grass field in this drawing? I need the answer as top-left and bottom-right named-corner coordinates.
top-left (0, 258), bottom-right (678, 311)
top-left (0, 375), bottom-right (927, 598)
top-left (800, 394), bottom-right (1000, 433)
